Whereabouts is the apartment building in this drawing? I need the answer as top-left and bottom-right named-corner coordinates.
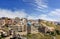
top-left (0, 17), bottom-right (55, 35)
top-left (27, 20), bottom-right (40, 34)
top-left (8, 18), bottom-right (28, 35)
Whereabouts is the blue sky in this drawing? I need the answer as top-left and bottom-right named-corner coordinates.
top-left (0, 0), bottom-right (60, 21)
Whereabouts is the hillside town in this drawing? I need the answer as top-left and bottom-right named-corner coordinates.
top-left (0, 17), bottom-right (60, 39)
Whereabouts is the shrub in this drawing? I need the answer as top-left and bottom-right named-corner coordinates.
top-left (56, 30), bottom-right (60, 35)
top-left (50, 31), bottom-right (56, 36)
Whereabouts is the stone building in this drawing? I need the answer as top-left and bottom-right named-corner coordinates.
top-left (9, 18), bottom-right (27, 35)
top-left (0, 18), bottom-right (5, 26)
top-left (0, 17), bottom-right (55, 35)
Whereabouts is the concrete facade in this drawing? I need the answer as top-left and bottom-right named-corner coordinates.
top-left (0, 17), bottom-right (55, 35)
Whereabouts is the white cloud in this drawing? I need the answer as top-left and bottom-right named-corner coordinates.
top-left (0, 9), bottom-right (27, 18)
top-left (27, 9), bottom-right (60, 21)
top-left (36, 14), bottom-right (56, 21)
top-left (0, 8), bottom-right (60, 22)
top-left (23, 0), bottom-right (48, 12)
top-left (34, 0), bottom-right (48, 12)
top-left (34, 0), bottom-right (48, 8)
top-left (49, 9), bottom-right (60, 16)
top-left (38, 9), bottom-right (60, 22)
top-left (28, 15), bottom-right (35, 20)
